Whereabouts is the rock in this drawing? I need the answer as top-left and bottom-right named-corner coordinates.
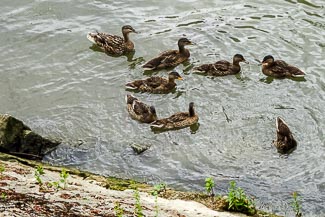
top-left (0, 114), bottom-right (60, 159)
top-left (130, 143), bottom-right (150, 154)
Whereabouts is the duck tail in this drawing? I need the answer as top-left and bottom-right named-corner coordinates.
top-left (150, 120), bottom-right (164, 128)
top-left (125, 94), bottom-right (137, 104)
top-left (292, 71), bottom-right (305, 78)
top-left (87, 32), bottom-right (97, 44)
top-left (142, 63), bottom-right (156, 70)
top-left (192, 64), bottom-right (209, 73)
top-left (125, 82), bottom-right (138, 90)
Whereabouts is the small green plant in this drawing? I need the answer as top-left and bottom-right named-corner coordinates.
top-left (0, 164), bottom-right (5, 178)
top-left (134, 189), bottom-right (143, 217)
top-left (59, 169), bottom-right (69, 189)
top-left (1, 192), bottom-right (6, 200)
top-left (154, 194), bottom-right (159, 217)
top-left (114, 202), bottom-right (124, 217)
top-left (226, 181), bottom-right (255, 215)
top-left (205, 177), bottom-right (215, 196)
top-left (291, 192), bottom-right (302, 217)
top-left (151, 183), bottom-right (166, 196)
top-left (34, 165), bottom-right (45, 185)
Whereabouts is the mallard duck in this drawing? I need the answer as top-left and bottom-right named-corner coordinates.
top-left (261, 55), bottom-right (305, 78)
top-left (151, 102), bottom-right (198, 130)
top-left (125, 71), bottom-right (183, 93)
top-left (142, 38), bottom-right (193, 70)
top-left (274, 117), bottom-right (297, 154)
top-left (193, 54), bottom-right (248, 76)
top-left (87, 25), bottom-right (137, 56)
top-left (126, 94), bottom-right (157, 123)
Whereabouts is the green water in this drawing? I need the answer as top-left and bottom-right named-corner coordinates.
top-left (1, 0), bottom-right (324, 216)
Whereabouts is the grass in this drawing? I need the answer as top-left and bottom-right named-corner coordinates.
top-left (205, 177), bottom-right (215, 196)
top-left (291, 192), bottom-right (302, 217)
top-left (34, 165), bottom-right (45, 186)
top-left (134, 189), bottom-right (144, 217)
top-left (114, 202), bottom-right (124, 217)
top-left (0, 164), bottom-right (5, 178)
top-left (226, 181), bottom-right (256, 215)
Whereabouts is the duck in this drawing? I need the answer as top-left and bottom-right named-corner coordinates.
top-left (126, 94), bottom-right (157, 123)
top-left (142, 38), bottom-right (193, 70)
top-left (125, 71), bottom-right (183, 94)
top-left (274, 117), bottom-right (297, 154)
top-left (151, 102), bottom-right (198, 130)
top-left (87, 25), bottom-right (137, 56)
top-left (261, 55), bottom-right (305, 78)
top-left (193, 54), bottom-right (248, 76)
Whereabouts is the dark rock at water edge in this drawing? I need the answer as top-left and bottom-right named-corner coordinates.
top-left (0, 114), bottom-right (60, 159)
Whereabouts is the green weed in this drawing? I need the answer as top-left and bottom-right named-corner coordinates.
top-left (134, 189), bottom-right (144, 217)
top-left (114, 202), bottom-right (124, 217)
top-left (291, 192), bottom-right (302, 217)
top-left (226, 181), bottom-right (255, 215)
top-left (34, 165), bottom-right (45, 185)
top-left (205, 177), bottom-right (215, 196)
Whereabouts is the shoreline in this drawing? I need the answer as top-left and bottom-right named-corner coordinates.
top-left (0, 152), bottom-right (282, 217)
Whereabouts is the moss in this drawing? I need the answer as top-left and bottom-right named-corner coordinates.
top-left (104, 177), bottom-right (150, 191)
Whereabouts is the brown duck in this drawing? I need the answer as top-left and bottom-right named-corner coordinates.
top-left (87, 25), bottom-right (137, 56)
top-left (261, 55), bottom-right (305, 78)
top-left (126, 94), bottom-right (157, 123)
top-left (151, 102), bottom-right (198, 130)
top-left (125, 71), bottom-right (183, 93)
top-left (193, 54), bottom-right (248, 76)
top-left (274, 117), bottom-right (297, 154)
top-left (142, 38), bottom-right (193, 70)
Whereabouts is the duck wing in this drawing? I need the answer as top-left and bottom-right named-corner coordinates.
top-left (144, 76), bottom-right (166, 88)
top-left (143, 50), bottom-right (180, 70)
top-left (132, 100), bottom-right (151, 116)
top-left (213, 60), bottom-right (231, 71)
top-left (88, 32), bottom-right (125, 55)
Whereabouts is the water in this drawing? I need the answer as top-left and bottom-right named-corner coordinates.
top-left (1, 0), bottom-right (324, 216)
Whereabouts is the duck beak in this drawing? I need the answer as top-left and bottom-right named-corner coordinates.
top-left (262, 62), bottom-right (268, 66)
top-left (132, 29), bottom-right (138, 33)
top-left (243, 60), bottom-right (249, 64)
top-left (177, 77), bottom-right (183, 80)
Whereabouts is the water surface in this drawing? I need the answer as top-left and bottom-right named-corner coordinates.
top-left (1, 0), bottom-right (324, 216)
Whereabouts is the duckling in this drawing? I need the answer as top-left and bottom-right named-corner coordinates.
top-left (274, 117), bottom-right (297, 154)
top-left (142, 38), bottom-right (193, 70)
top-left (193, 54), bottom-right (248, 76)
top-left (126, 94), bottom-right (157, 123)
top-left (151, 102), bottom-right (198, 130)
top-left (87, 25), bottom-right (137, 56)
top-left (261, 55), bottom-right (305, 78)
top-left (125, 71), bottom-right (183, 94)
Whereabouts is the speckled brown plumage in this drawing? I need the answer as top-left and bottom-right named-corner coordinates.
top-left (262, 55), bottom-right (305, 78)
top-left (151, 102), bottom-right (198, 130)
top-left (125, 71), bottom-right (183, 94)
top-left (142, 38), bottom-right (193, 70)
top-left (193, 54), bottom-right (248, 76)
top-left (87, 25), bottom-right (137, 56)
top-left (126, 94), bottom-right (157, 123)
top-left (274, 117), bottom-right (297, 154)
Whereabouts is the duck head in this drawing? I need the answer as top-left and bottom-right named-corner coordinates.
top-left (233, 54), bottom-right (249, 64)
top-left (178, 38), bottom-right (193, 47)
top-left (262, 55), bottom-right (274, 67)
top-left (122, 25), bottom-right (138, 34)
top-left (168, 71), bottom-right (183, 81)
top-left (189, 102), bottom-right (195, 117)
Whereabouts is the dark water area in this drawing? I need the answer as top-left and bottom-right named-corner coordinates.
top-left (1, 0), bottom-right (324, 216)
